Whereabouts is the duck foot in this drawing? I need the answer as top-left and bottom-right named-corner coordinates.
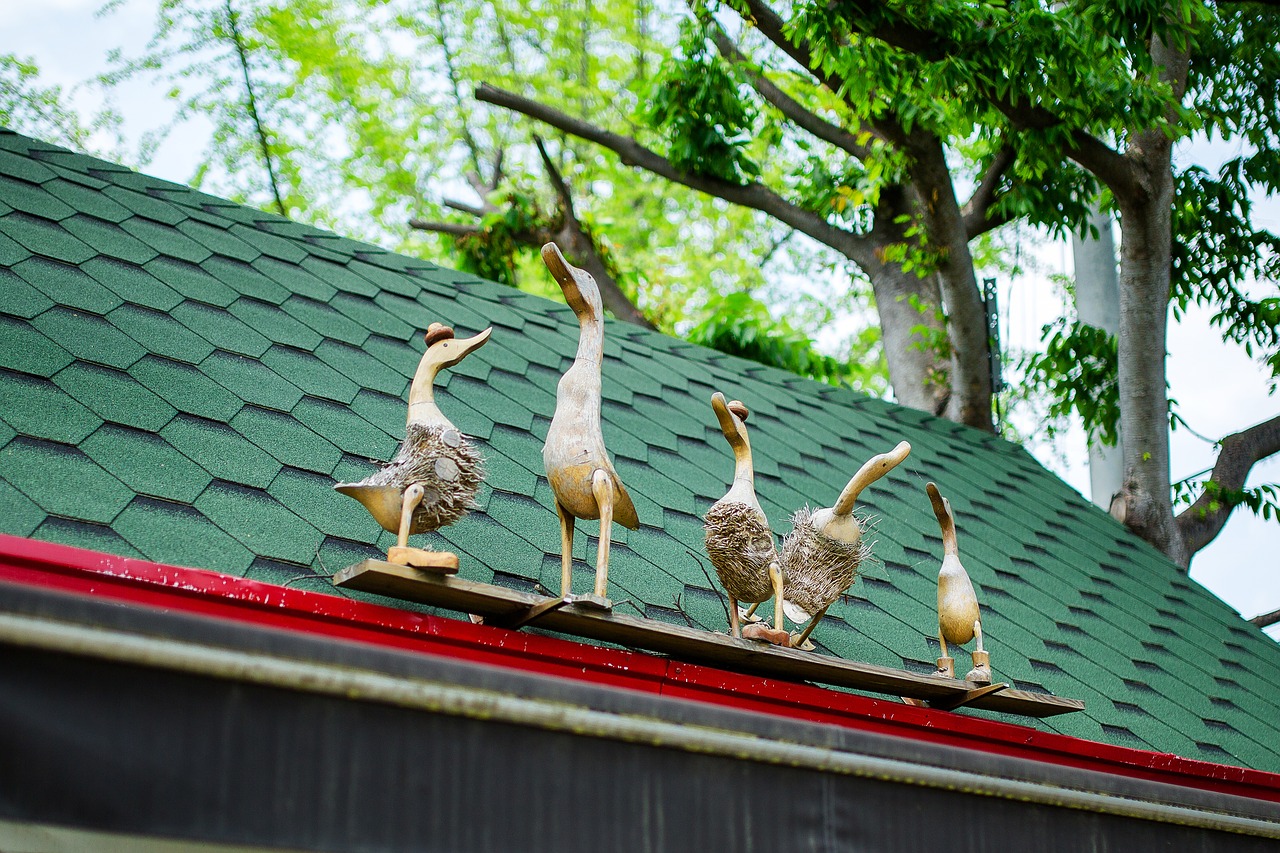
top-left (569, 593), bottom-right (613, 612)
top-left (387, 547), bottom-right (460, 574)
top-left (742, 623), bottom-right (790, 646)
top-left (966, 650), bottom-right (992, 684)
top-left (935, 655), bottom-right (955, 679)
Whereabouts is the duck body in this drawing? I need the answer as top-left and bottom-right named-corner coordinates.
top-left (703, 393), bottom-right (787, 642)
top-left (543, 356), bottom-right (637, 527)
top-left (780, 441), bottom-right (911, 626)
top-left (541, 242), bottom-right (638, 601)
top-left (334, 323), bottom-right (491, 551)
top-left (938, 552), bottom-right (980, 646)
top-left (705, 496), bottom-right (777, 605)
top-left (347, 422), bottom-right (484, 535)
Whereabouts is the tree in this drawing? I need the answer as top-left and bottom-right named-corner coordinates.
top-left (479, 6), bottom-right (1039, 426)
top-left (482, 0), bottom-right (1280, 568)
top-left (102, 0), bottom-right (879, 386)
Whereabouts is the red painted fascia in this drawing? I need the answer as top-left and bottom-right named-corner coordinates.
top-left (2, 532), bottom-right (1278, 804)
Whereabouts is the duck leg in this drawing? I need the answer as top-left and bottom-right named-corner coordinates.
top-left (397, 483), bottom-right (426, 549)
top-left (790, 604), bottom-right (829, 650)
top-left (557, 500), bottom-right (575, 596)
top-left (770, 561), bottom-right (785, 634)
top-left (591, 468), bottom-right (613, 599)
top-left (936, 630), bottom-right (955, 678)
top-left (965, 620), bottom-right (991, 683)
top-left (729, 595), bottom-right (742, 638)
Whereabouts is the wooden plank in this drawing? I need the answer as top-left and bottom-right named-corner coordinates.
top-left (333, 560), bottom-right (1084, 718)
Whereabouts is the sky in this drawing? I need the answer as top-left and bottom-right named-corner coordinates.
top-left (4, 0), bottom-right (1278, 639)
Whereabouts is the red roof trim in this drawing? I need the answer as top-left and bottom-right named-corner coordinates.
top-left (3, 533), bottom-right (1277, 802)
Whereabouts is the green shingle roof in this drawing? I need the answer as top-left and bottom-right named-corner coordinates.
top-left (4, 127), bottom-right (1280, 770)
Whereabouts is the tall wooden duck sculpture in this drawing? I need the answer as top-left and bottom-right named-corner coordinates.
top-left (704, 393), bottom-right (789, 645)
top-left (541, 242), bottom-right (639, 607)
top-left (334, 322), bottom-right (492, 570)
top-left (926, 482), bottom-right (991, 683)
top-left (780, 441), bottom-right (911, 649)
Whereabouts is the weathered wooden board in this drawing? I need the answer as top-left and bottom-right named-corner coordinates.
top-left (333, 560), bottom-right (1084, 719)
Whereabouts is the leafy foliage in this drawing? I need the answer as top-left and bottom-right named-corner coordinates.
top-left (686, 290), bottom-right (882, 390)
top-left (639, 20), bottom-right (761, 184)
top-left (1022, 317), bottom-right (1120, 447)
top-left (0, 54), bottom-right (130, 158)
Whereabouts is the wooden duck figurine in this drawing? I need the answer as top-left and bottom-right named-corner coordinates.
top-left (926, 482), bottom-right (991, 683)
top-left (780, 441), bottom-right (911, 649)
top-left (335, 322), bottom-right (492, 570)
top-left (541, 242), bottom-right (639, 607)
top-left (703, 393), bottom-right (789, 644)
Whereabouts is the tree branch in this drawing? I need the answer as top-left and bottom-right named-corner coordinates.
top-left (1250, 607), bottom-right (1280, 629)
top-left (739, 0), bottom-right (906, 149)
top-left (475, 82), bottom-right (876, 268)
top-left (1176, 414), bottom-right (1280, 556)
top-left (443, 197), bottom-right (489, 217)
top-left (961, 146), bottom-right (1015, 238)
top-left (532, 136), bottom-right (656, 330)
top-left (407, 219), bottom-right (483, 237)
top-left (788, 0), bottom-right (1139, 197)
top-left (707, 24), bottom-right (874, 161)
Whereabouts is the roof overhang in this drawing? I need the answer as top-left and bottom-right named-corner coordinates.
top-left (2, 533), bottom-right (1279, 850)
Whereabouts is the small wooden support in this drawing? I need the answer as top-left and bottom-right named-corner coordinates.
top-left (386, 547), bottom-right (459, 573)
top-left (926, 682), bottom-right (1011, 712)
top-left (570, 593), bottom-right (612, 611)
top-left (333, 561), bottom-right (1084, 719)
top-left (483, 595), bottom-right (571, 630)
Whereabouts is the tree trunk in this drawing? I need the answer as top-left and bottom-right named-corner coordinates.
top-left (908, 136), bottom-right (994, 431)
top-left (1110, 33), bottom-right (1192, 567)
top-left (1113, 151), bottom-right (1187, 566)
top-left (865, 187), bottom-right (952, 416)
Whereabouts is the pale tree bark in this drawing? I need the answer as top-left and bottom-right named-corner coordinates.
top-left (1108, 34), bottom-right (1190, 565)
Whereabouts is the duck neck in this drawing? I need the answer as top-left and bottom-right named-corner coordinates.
top-left (574, 315), bottom-right (604, 369)
top-left (724, 433), bottom-right (758, 505)
top-left (407, 361), bottom-right (449, 427)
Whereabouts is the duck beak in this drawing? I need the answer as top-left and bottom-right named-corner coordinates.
top-left (541, 242), bottom-right (591, 316)
top-left (454, 326), bottom-right (492, 358)
top-left (711, 392), bottom-right (746, 448)
top-left (433, 326), bottom-right (492, 369)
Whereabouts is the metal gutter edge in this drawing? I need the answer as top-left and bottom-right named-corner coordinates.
top-left (1, 610), bottom-right (1277, 839)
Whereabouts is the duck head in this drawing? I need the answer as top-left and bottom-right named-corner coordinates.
top-left (541, 242), bottom-right (602, 322)
top-left (926, 481), bottom-right (959, 556)
top-left (711, 391), bottom-right (751, 455)
top-left (407, 323), bottom-right (492, 424)
top-left (811, 441), bottom-right (911, 545)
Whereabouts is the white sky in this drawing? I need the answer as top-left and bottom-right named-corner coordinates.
top-left (4, 0), bottom-right (1278, 639)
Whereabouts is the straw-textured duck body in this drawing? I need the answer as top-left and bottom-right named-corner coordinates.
top-left (780, 505), bottom-right (870, 623)
top-left (778, 442), bottom-right (911, 631)
top-left (358, 422), bottom-right (485, 535)
top-left (704, 499), bottom-right (777, 604)
top-left (334, 323), bottom-right (492, 544)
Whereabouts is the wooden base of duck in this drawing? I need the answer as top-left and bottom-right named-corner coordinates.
top-left (386, 547), bottom-right (459, 573)
top-left (741, 623), bottom-right (790, 646)
top-left (333, 560), bottom-right (1083, 719)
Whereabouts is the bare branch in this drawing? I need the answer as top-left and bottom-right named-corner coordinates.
top-left (475, 82), bottom-right (875, 268)
top-left (1177, 414), bottom-right (1280, 556)
top-left (532, 136), bottom-right (656, 330)
top-left (961, 146), bottom-right (1015, 238)
top-left (708, 24), bottom-right (874, 161)
top-left (407, 219), bottom-right (483, 237)
top-left (443, 198), bottom-right (489, 217)
top-left (1250, 607), bottom-right (1280, 629)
